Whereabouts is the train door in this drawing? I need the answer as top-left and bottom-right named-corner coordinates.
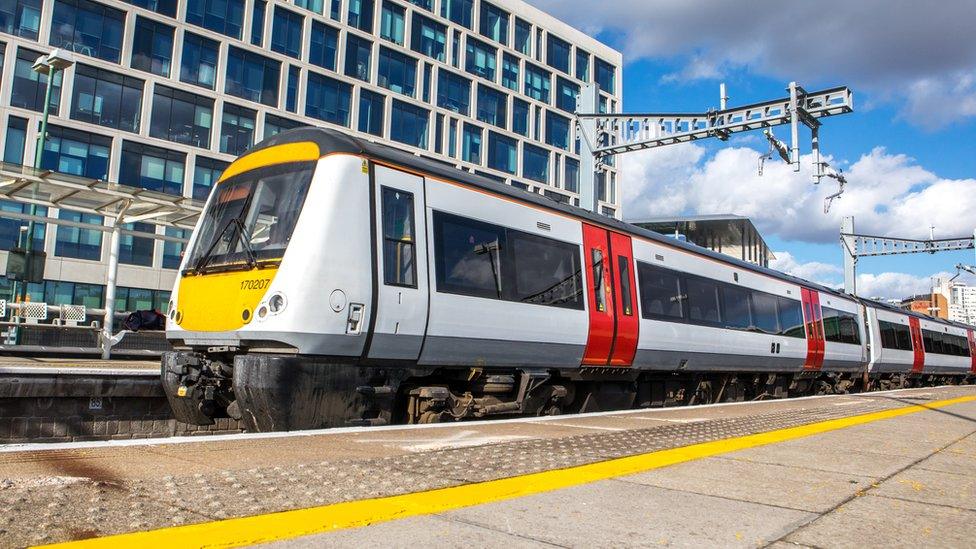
top-left (581, 224), bottom-right (639, 366)
top-left (800, 288), bottom-right (825, 370)
top-left (365, 164), bottom-right (429, 361)
top-left (968, 330), bottom-right (976, 374)
top-left (908, 317), bottom-right (925, 373)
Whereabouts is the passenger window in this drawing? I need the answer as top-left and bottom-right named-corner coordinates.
top-left (636, 262), bottom-right (683, 320)
top-left (777, 297), bottom-right (805, 338)
top-left (511, 231), bottom-right (583, 309)
top-left (685, 277), bottom-right (721, 323)
top-left (433, 211), bottom-right (505, 299)
top-left (617, 256), bottom-right (632, 316)
top-left (591, 249), bottom-right (605, 312)
top-left (722, 285), bottom-right (752, 330)
top-left (750, 292), bottom-right (780, 335)
top-left (895, 323), bottom-right (913, 351)
top-left (381, 187), bottom-right (417, 288)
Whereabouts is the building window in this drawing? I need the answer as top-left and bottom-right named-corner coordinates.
top-left (422, 63), bottom-right (432, 102)
top-left (512, 98), bottom-right (529, 137)
top-left (150, 85), bottom-right (213, 148)
top-left (162, 227), bottom-right (188, 269)
top-left (0, 200), bottom-right (46, 251)
top-left (380, 1), bottom-right (404, 45)
top-left (479, 2), bottom-right (508, 45)
top-left (389, 99), bottom-right (428, 148)
top-left (545, 111), bottom-right (569, 150)
top-left (295, 0), bottom-right (323, 14)
top-left (440, 0), bottom-right (472, 28)
top-left (487, 132), bottom-right (515, 174)
top-left (596, 58), bottom-right (615, 93)
top-left (180, 32), bottom-right (219, 89)
top-left (0, 0), bottom-right (41, 39)
top-left (411, 13), bottom-right (445, 62)
top-left (192, 155), bottom-right (227, 200)
top-left (250, 0), bottom-right (266, 45)
top-left (377, 47), bottom-right (416, 97)
top-left (407, 0), bottom-right (430, 10)
top-left (523, 143), bottom-right (548, 183)
top-left (185, 0), bottom-right (244, 39)
top-left (11, 48), bottom-right (62, 114)
top-left (119, 222), bottom-right (154, 267)
top-left (476, 84), bottom-right (506, 129)
top-left (286, 65), bottom-right (300, 112)
top-left (329, 0), bottom-right (340, 20)
top-left (3, 116), bottom-right (28, 165)
top-left (55, 209), bottom-right (102, 261)
top-left (514, 18), bottom-right (530, 55)
top-left (524, 63), bottom-right (551, 103)
top-left (120, 141), bottom-right (185, 195)
top-left (436, 69), bottom-right (470, 115)
top-left (220, 103), bottom-right (256, 156)
top-left (465, 37), bottom-right (496, 81)
top-left (131, 16), bottom-right (174, 77)
top-left (271, 6), bottom-right (304, 59)
top-left (71, 64), bottom-right (143, 133)
top-left (546, 34), bottom-right (571, 74)
top-left (347, 0), bottom-right (373, 32)
top-left (576, 50), bottom-right (590, 81)
top-left (122, 0), bottom-right (176, 17)
top-left (344, 34), bottom-right (372, 81)
top-left (501, 53), bottom-right (519, 91)
top-left (264, 113), bottom-right (305, 138)
top-left (226, 46), bottom-right (280, 107)
top-left (381, 187), bottom-right (416, 287)
top-left (117, 287), bottom-right (167, 312)
top-left (40, 125), bottom-right (111, 180)
top-left (50, 0), bottom-right (125, 63)
top-left (555, 77), bottom-right (579, 114)
top-left (309, 21), bottom-right (339, 71)
top-left (461, 123), bottom-right (481, 164)
top-left (564, 157), bottom-right (579, 193)
top-left (358, 89), bottom-right (385, 136)
top-left (306, 71), bottom-right (352, 126)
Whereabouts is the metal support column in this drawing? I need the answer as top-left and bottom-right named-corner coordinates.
top-left (842, 216), bottom-right (857, 294)
top-left (102, 201), bottom-right (130, 359)
top-left (788, 82), bottom-right (801, 171)
top-left (577, 83), bottom-right (601, 213)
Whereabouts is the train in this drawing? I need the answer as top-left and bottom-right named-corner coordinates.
top-left (161, 127), bottom-right (976, 432)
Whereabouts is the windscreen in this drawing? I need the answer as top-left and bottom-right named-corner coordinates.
top-left (184, 162), bottom-right (315, 274)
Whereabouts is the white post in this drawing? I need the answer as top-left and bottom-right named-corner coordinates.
top-left (101, 204), bottom-right (128, 359)
top-left (842, 216), bottom-right (857, 295)
top-left (577, 83), bottom-right (601, 213)
top-left (719, 83), bottom-right (728, 110)
top-left (788, 82), bottom-right (801, 172)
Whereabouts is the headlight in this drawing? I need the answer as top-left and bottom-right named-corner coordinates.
top-left (268, 293), bottom-right (287, 314)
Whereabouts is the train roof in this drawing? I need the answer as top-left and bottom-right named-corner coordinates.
top-left (859, 296), bottom-right (975, 330)
top-left (252, 127), bottom-right (858, 302)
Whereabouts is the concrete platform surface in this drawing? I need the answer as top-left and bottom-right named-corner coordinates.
top-left (0, 356), bottom-right (159, 375)
top-left (0, 386), bottom-right (973, 548)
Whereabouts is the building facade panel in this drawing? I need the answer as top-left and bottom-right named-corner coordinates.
top-left (0, 0), bottom-right (622, 310)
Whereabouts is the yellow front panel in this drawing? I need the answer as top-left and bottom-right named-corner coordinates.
top-left (176, 269), bottom-right (278, 332)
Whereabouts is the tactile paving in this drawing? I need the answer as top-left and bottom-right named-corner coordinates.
top-left (1, 387), bottom-right (973, 547)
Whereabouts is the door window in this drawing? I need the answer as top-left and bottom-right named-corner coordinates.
top-left (591, 248), bottom-right (605, 312)
top-left (381, 187), bottom-right (417, 287)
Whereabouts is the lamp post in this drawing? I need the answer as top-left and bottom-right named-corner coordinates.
top-left (17, 49), bottom-right (74, 305)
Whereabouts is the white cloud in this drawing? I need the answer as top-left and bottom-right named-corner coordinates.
top-left (528, 0), bottom-right (976, 128)
top-left (620, 144), bottom-right (976, 244)
top-left (768, 252), bottom-right (842, 287)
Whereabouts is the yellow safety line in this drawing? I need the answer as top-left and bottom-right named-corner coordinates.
top-left (38, 394), bottom-right (976, 549)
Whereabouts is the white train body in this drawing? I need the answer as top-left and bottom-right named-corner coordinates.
top-left (161, 128), bottom-right (975, 431)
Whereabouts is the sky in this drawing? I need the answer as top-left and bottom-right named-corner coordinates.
top-left (528, 0), bottom-right (976, 299)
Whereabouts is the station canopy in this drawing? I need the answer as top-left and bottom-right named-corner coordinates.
top-left (0, 161), bottom-right (204, 230)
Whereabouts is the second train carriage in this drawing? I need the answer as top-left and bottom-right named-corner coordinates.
top-left (161, 128), bottom-right (975, 432)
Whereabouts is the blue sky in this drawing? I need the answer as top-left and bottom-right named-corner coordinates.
top-left (528, 0), bottom-right (976, 298)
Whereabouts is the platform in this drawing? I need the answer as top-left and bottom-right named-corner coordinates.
top-left (1, 386), bottom-right (974, 548)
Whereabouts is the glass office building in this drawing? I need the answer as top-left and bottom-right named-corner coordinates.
top-left (0, 0), bottom-right (623, 311)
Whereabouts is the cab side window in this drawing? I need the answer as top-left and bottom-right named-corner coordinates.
top-left (381, 187), bottom-right (417, 287)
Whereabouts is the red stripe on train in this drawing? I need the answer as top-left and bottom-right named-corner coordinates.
top-left (909, 317), bottom-right (925, 374)
top-left (968, 330), bottom-right (976, 374)
top-left (801, 289), bottom-right (825, 371)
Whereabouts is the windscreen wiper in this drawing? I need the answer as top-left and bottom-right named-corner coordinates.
top-left (190, 217), bottom-right (238, 275)
top-left (231, 217), bottom-right (259, 268)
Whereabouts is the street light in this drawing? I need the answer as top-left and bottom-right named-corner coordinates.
top-left (15, 49), bottom-right (74, 308)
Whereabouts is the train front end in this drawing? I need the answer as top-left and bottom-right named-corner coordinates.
top-left (160, 131), bottom-right (379, 431)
